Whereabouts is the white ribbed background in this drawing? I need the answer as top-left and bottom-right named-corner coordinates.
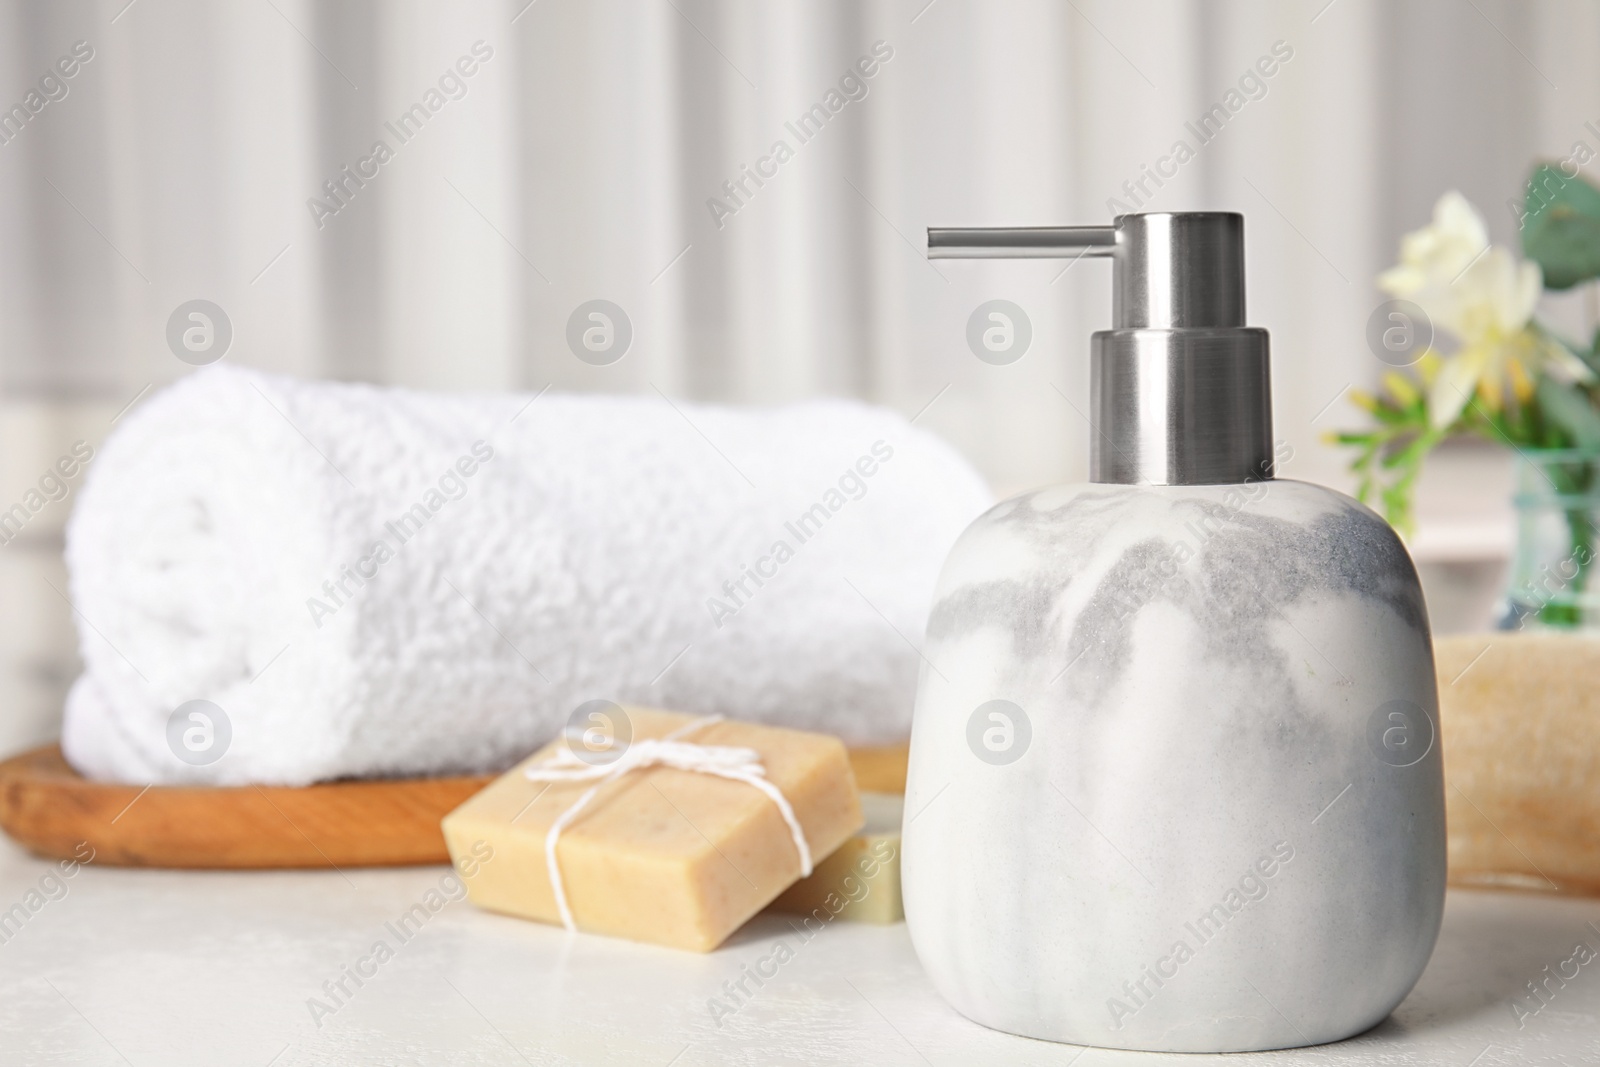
top-left (0, 0), bottom-right (1593, 753)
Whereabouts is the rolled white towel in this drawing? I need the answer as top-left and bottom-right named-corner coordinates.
top-left (62, 366), bottom-right (991, 785)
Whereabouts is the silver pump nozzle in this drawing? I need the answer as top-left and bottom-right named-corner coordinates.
top-left (928, 212), bottom-right (1272, 487)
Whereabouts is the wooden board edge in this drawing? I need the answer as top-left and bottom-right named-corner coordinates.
top-left (0, 742), bottom-right (913, 869)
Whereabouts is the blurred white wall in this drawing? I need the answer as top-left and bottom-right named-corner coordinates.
top-left (0, 0), bottom-right (1594, 753)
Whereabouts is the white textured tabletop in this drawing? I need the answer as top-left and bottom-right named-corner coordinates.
top-left (0, 838), bottom-right (1595, 1067)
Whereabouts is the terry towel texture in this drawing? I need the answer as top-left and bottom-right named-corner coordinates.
top-left (62, 366), bottom-right (991, 785)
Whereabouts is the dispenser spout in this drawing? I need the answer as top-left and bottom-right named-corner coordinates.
top-left (927, 226), bottom-right (1116, 259)
top-left (925, 211), bottom-right (1271, 487)
top-left (927, 213), bottom-right (1246, 329)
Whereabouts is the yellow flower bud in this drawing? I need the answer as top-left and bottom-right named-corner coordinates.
top-left (1507, 357), bottom-right (1535, 402)
top-left (1478, 374), bottom-right (1503, 411)
top-left (1382, 372), bottom-right (1419, 406)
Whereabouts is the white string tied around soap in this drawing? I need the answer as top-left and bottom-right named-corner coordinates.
top-left (524, 715), bottom-right (814, 931)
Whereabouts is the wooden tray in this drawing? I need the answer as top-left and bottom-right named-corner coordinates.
top-left (0, 743), bottom-right (910, 869)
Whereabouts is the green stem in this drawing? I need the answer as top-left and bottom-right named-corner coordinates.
top-left (1538, 458), bottom-right (1597, 628)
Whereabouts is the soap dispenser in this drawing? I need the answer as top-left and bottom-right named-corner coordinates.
top-left (902, 213), bottom-right (1445, 1053)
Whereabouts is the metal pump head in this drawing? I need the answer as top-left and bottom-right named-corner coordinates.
top-left (928, 212), bottom-right (1272, 486)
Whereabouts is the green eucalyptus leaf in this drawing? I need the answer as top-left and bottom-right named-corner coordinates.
top-left (1536, 376), bottom-right (1600, 449)
top-left (1522, 163), bottom-right (1600, 290)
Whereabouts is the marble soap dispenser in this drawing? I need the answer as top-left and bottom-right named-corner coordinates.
top-left (902, 213), bottom-right (1445, 1053)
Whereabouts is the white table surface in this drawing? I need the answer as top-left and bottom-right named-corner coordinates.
top-left (1, 838), bottom-right (1596, 1067)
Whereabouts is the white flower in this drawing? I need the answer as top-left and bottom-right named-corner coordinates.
top-left (1378, 191), bottom-right (1593, 428)
top-left (1377, 191), bottom-right (1490, 300)
top-left (1445, 246), bottom-right (1541, 339)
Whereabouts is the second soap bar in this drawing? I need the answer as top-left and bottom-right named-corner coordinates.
top-left (770, 792), bottom-right (903, 924)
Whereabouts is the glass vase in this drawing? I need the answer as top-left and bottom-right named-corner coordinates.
top-left (1500, 448), bottom-right (1600, 630)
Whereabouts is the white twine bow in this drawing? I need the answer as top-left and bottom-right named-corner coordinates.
top-left (524, 715), bottom-right (814, 931)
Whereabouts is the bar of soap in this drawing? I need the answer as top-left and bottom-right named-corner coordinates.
top-left (441, 707), bottom-right (863, 951)
top-left (769, 792), bottom-right (902, 924)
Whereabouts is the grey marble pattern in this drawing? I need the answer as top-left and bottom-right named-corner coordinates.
top-left (903, 479), bottom-right (1446, 1053)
